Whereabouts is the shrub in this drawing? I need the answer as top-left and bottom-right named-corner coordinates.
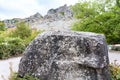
top-left (110, 61), bottom-right (120, 80)
top-left (12, 22), bottom-right (32, 39)
top-left (0, 37), bottom-right (25, 59)
top-left (0, 27), bottom-right (42, 59)
top-left (0, 19), bottom-right (44, 59)
top-left (72, 12), bottom-right (120, 44)
top-left (71, 1), bottom-right (99, 19)
top-left (8, 37), bottom-right (25, 56)
top-left (71, 0), bottom-right (120, 44)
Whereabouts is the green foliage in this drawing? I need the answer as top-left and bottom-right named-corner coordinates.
top-left (18, 75), bottom-right (39, 80)
top-left (0, 20), bottom-right (6, 31)
top-left (71, 1), bottom-right (99, 19)
top-left (71, 0), bottom-right (116, 19)
top-left (116, 0), bottom-right (120, 8)
top-left (10, 73), bottom-right (39, 80)
top-left (110, 61), bottom-right (120, 80)
top-left (72, 12), bottom-right (120, 44)
top-left (0, 27), bottom-right (41, 59)
top-left (12, 22), bottom-right (32, 39)
top-left (60, 12), bottom-right (64, 16)
top-left (0, 37), bottom-right (25, 59)
top-left (111, 0), bottom-right (120, 15)
top-left (71, 0), bottom-right (120, 44)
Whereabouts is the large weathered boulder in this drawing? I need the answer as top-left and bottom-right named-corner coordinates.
top-left (18, 31), bottom-right (111, 80)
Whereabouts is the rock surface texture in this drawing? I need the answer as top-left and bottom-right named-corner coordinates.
top-left (18, 31), bottom-right (111, 80)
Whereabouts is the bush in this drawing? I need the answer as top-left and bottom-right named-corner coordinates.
top-left (8, 37), bottom-right (25, 56)
top-left (0, 27), bottom-right (42, 59)
top-left (71, 1), bottom-right (99, 19)
top-left (72, 12), bottom-right (120, 44)
top-left (110, 61), bottom-right (120, 80)
top-left (71, 0), bottom-right (120, 44)
top-left (0, 37), bottom-right (25, 59)
top-left (12, 22), bottom-right (32, 39)
top-left (0, 19), bottom-right (44, 59)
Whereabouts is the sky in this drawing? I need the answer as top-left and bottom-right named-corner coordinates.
top-left (0, 0), bottom-right (79, 20)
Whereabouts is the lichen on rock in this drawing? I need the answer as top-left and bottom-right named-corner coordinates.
top-left (18, 30), bottom-right (111, 80)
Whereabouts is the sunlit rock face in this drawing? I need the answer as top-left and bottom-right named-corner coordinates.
top-left (18, 31), bottom-right (111, 80)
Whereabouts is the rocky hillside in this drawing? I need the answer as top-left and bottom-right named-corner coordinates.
top-left (44, 4), bottom-right (73, 21)
top-left (3, 4), bottom-right (75, 30)
top-left (3, 12), bottom-right (43, 28)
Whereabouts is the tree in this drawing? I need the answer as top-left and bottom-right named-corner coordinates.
top-left (71, 0), bottom-right (120, 44)
top-left (71, 1), bottom-right (98, 19)
top-left (71, 0), bottom-right (116, 19)
top-left (116, 0), bottom-right (120, 7)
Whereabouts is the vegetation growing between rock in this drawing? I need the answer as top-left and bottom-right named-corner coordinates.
top-left (60, 12), bottom-right (65, 16)
top-left (10, 73), bottom-right (39, 80)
